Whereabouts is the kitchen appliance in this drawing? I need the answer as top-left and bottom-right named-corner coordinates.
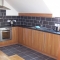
top-left (54, 24), bottom-right (60, 32)
top-left (0, 0), bottom-right (10, 10)
top-left (54, 26), bottom-right (60, 32)
top-left (0, 27), bottom-right (12, 41)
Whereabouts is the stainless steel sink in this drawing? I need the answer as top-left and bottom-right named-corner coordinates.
top-left (30, 26), bottom-right (40, 29)
top-left (30, 26), bottom-right (55, 32)
top-left (35, 26), bottom-right (41, 28)
top-left (30, 26), bottom-right (45, 30)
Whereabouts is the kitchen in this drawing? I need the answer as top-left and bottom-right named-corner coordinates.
top-left (0, 0), bottom-right (60, 60)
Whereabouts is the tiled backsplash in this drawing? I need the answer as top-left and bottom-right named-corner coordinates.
top-left (0, 15), bottom-right (60, 30)
top-left (0, 10), bottom-right (60, 29)
top-left (0, 10), bottom-right (6, 16)
top-left (20, 16), bottom-right (60, 29)
top-left (0, 16), bottom-right (20, 26)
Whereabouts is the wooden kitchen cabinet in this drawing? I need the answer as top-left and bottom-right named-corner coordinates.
top-left (38, 31), bottom-right (45, 52)
top-left (43, 32), bottom-right (60, 58)
top-left (57, 43), bottom-right (60, 60)
top-left (32, 30), bottom-right (39, 51)
top-left (23, 28), bottom-right (26, 45)
top-left (18, 27), bottom-right (23, 45)
top-left (32, 30), bottom-right (45, 52)
top-left (0, 27), bottom-right (18, 47)
top-left (25, 28), bottom-right (32, 48)
top-left (31, 29), bottom-right (60, 58)
top-left (43, 33), bottom-right (52, 56)
top-left (50, 34), bottom-right (60, 58)
top-left (23, 28), bottom-right (32, 48)
top-left (19, 28), bottom-right (60, 59)
top-left (12, 27), bottom-right (19, 44)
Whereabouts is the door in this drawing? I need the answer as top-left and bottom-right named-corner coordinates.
top-left (38, 31), bottom-right (45, 52)
top-left (25, 28), bottom-right (32, 48)
top-left (32, 30), bottom-right (39, 51)
top-left (57, 43), bottom-right (60, 60)
top-left (43, 32), bottom-right (60, 58)
top-left (18, 27), bottom-right (23, 45)
top-left (12, 27), bottom-right (18, 44)
top-left (51, 34), bottom-right (60, 58)
top-left (43, 33), bottom-right (52, 55)
top-left (23, 28), bottom-right (26, 45)
top-left (23, 28), bottom-right (32, 48)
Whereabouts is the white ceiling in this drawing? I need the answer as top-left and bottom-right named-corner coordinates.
top-left (4, 0), bottom-right (18, 16)
top-left (5, 0), bottom-right (51, 13)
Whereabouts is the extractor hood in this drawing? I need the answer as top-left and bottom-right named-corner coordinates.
top-left (0, 0), bottom-right (10, 10)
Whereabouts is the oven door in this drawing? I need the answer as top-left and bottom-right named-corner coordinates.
top-left (1, 30), bottom-right (11, 41)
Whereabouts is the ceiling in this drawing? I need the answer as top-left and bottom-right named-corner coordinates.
top-left (5, 0), bottom-right (51, 13)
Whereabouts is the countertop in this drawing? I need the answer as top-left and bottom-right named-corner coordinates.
top-left (13, 25), bottom-right (60, 35)
top-left (0, 25), bottom-right (60, 35)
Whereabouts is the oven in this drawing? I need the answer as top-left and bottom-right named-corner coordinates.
top-left (0, 27), bottom-right (12, 41)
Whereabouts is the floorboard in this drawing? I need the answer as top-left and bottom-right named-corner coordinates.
top-left (0, 51), bottom-right (24, 60)
top-left (9, 54), bottom-right (24, 60)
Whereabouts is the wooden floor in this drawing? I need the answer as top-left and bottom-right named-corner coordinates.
top-left (0, 51), bottom-right (24, 60)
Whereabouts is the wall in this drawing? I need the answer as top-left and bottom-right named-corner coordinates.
top-left (0, 10), bottom-right (59, 30)
top-left (5, 0), bottom-right (52, 13)
top-left (0, 10), bottom-right (6, 16)
top-left (5, 0), bottom-right (60, 17)
top-left (18, 16), bottom-right (59, 29)
top-left (4, 0), bottom-right (18, 16)
top-left (43, 0), bottom-right (60, 17)
top-left (0, 16), bottom-right (20, 27)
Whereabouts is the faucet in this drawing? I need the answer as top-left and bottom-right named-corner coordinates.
top-left (39, 20), bottom-right (43, 27)
top-left (7, 20), bottom-right (16, 26)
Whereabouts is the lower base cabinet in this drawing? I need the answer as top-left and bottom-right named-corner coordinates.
top-left (32, 30), bottom-right (39, 51)
top-left (0, 27), bottom-right (59, 59)
top-left (23, 28), bottom-right (32, 48)
top-left (32, 30), bottom-right (45, 52)
top-left (0, 27), bottom-right (18, 47)
top-left (19, 28), bottom-right (60, 59)
top-left (43, 33), bottom-right (52, 56)
top-left (12, 27), bottom-right (18, 44)
top-left (43, 33), bottom-right (60, 58)
top-left (50, 34), bottom-right (60, 58)
top-left (38, 31), bottom-right (45, 53)
top-left (18, 27), bottom-right (23, 45)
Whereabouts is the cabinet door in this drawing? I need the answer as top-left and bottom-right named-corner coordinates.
top-left (32, 30), bottom-right (39, 51)
top-left (23, 28), bottom-right (26, 45)
top-left (57, 43), bottom-right (60, 60)
top-left (38, 31), bottom-right (45, 52)
top-left (18, 27), bottom-right (23, 45)
top-left (25, 28), bottom-right (32, 48)
top-left (12, 27), bottom-right (18, 44)
top-left (43, 32), bottom-right (60, 58)
top-left (51, 34), bottom-right (60, 58)
top-left (43, 33), bottom-right (52, 55)
top-left (23, 28), bottom-right (32, 48)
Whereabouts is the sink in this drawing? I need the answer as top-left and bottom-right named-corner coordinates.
top-left (30, 26), bottom-right (41, 29)
top-left (35, 26), bottom-right (40, 28)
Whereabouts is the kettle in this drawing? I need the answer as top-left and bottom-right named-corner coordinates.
top-left (55, 26), bottom-right (60, 32)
